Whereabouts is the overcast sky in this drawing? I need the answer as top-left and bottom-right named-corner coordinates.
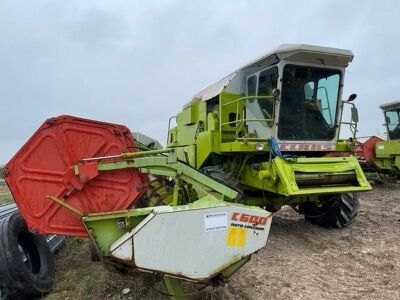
top-left (0, 0), bottom-right (399, 163)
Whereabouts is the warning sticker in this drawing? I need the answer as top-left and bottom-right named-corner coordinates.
top-left (226, 226), bottom-right (247, 248)
top-left (378, 145), bottom-right (385, 150)
top-left (204, 212), bottom-right (227, 232)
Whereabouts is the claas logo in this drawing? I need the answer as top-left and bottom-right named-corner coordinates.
top-left (231, 212), bottom-right (268, 225)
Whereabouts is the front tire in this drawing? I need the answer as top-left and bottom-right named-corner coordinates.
top-left (302, 193), bottom-right (360, 228)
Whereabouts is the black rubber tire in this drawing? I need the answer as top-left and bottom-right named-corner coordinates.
top-left (88, 239), bottom-right (100, 262)
top-left (302, 193), bottom-right (360, 228)
top-left (0, 212), bottom-right (54, 297)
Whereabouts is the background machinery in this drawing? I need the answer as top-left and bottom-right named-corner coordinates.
top-left (357, 101), bottom-right (400, 181)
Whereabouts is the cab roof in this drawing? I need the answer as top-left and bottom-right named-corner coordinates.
top-left (380, 101), bottom-right (400, 111)
top-left (186, 44), bottom-right (354, 107)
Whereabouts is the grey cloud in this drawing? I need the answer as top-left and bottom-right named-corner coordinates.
top-left (0, 0), bottom-right (399, 162)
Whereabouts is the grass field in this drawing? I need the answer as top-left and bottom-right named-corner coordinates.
top-left (46, 238), bottom-right (228, 300)
top-left (0, 184), bottom-right (13, 204)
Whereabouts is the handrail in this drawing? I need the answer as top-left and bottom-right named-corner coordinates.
top-left (222, 118), bottom-right (273, 126)
top-left (167, 115), bottom-right (177, 145)
top-left (338, 100), bottom-right (358, 139)
top-left (222, 95), bottom-right (274, 107)
top-left (220, 95), bottom-right (275, 141)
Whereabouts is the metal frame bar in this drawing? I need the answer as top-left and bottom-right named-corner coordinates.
top-left (220, 95), bottom-right (274, 141)
top-left (338, 100), bottom-right (358, 139)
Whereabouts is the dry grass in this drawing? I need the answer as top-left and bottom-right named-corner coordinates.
top-left (0, 184), bottom-right (13, 204)
top-left (46, 238), bottom-right (164, 300)
top-left (46, 238), bottom-right (229, 300)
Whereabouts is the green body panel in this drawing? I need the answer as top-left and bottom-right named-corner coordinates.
top-left (219, 93), bottom-right (246, 142)
top-left (88, 154), bottom-right (239, 202)
top-left (220, 141), bottom-right (270, 153)
top-left (82, 195), bottom-right (263, 260)
top-left (83, 208), bottom-right (151, 256)
top-left (368, 102), bottom-right (400, 176)
top-left (167, 81), bottom-right (371, 208)
top-left (241, 156), bottom-right (369, 196)
top-left (375, 140), bottom-right (400, 158)
top-left (196, 131), bottom-right (215, 167)
top-left (163, 276), bottom-right (186, 300)
top-left (335, 141), bottom-right (356, 152)
top-left (373, 140), bottom-right (400, 172)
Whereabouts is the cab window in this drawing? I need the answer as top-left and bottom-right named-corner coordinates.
top-left (385, 109), bottom-right (400, 140)
top-left (245, 67), bottom-right (278, 137)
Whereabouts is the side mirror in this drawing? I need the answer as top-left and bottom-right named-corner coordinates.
top-left (272, 88), bottom-right (280, 99)
top-left (351, 106), bottom-right (359, 123)
top-left (347, 94), bottom-right (357, 102)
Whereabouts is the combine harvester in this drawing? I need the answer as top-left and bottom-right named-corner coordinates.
top-left (357, 101), bottom-right (400, 182)
top-left (168, 44), bottom-right (371, 228)
top-left (3, 44), bottom-right (371, 299)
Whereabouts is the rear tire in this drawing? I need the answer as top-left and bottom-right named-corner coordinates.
top-left (302, 193), bottom-right (360, 228)
top-left (0, 212), bottom-right (54, 297)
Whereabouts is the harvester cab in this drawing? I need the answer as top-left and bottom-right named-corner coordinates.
top-left (168, 44), bottom-right (371, 228)
top-left (382, 101), bottom-right (400, 141)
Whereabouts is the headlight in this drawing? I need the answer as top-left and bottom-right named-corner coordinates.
top-left (256, 142), bottom-right (265, 151)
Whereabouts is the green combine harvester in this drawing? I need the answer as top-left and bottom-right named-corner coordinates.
top-left (358, 101), bottom-right (400, 181)
top-left (1, 44), bottom-right (371, 299)
top-left (168, 44), bottom-right (371, 228)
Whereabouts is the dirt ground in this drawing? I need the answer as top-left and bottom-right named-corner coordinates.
top-left (221, 183), bottom-right (400, 300)
top-left (1, 184), bottom-right (400, 299)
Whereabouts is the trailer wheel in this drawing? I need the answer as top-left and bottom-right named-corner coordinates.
top-left (302, 193), bottom-right (360, 228)
top-left (0, 212), bottom-right (54, 297)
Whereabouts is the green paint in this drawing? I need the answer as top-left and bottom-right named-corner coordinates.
top-left (163, 276), bottom-right (186, 300)
top-left (81, 196), bottom-right (260, 261)
top-left (221, 256), bottom-right (251, 278)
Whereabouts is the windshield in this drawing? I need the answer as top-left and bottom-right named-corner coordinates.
top-left (278, 65), bottom-right (341, 141)
top-left (385, 108), bottom-right (400, 140)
